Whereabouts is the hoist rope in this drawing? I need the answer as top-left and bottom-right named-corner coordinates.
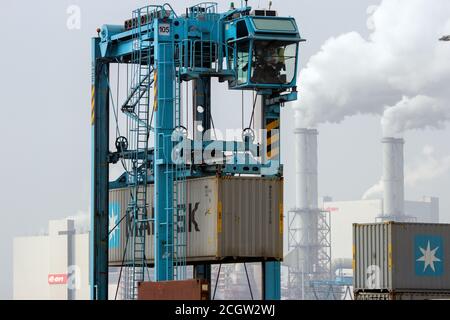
top-left (244, 263), bottom-right (254, 300)
top-left (212, 264), bottom-right (222, 300)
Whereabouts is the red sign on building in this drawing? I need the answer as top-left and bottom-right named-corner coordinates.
top-left (48, 274), bottom-right (68, 285)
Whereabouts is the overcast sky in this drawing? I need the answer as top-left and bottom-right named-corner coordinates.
top-left (1, 0), bottom-right (449, 299)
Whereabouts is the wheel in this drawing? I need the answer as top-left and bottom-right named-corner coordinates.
top-left (115, 136), bottom-right (129, 153)
top-left (242, 128), bottom-right (255, 144)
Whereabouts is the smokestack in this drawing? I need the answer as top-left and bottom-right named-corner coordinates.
top-left (295, 128), bottom-right (318, 210)
top-left (293, 126), bottom-right (319, 275)
top-left (381, 137), bottom-right (405, 221)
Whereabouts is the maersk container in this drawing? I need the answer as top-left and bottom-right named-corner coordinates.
top-left (353, 222), bottom-right (450, 292)
top-left (109, 176), bottom-right (283, 265)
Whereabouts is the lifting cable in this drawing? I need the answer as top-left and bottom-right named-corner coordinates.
top-left (347, 286), bottom-right (353, 300)
top-left (210, 113), bottom-right (218, 140)
top-left (116, 62), bottom-right (131, 174)
top-left (116, 62), bottom-right (120, 132)
top-left (331, 284), bottom-right (338, 300)
top-left (241, 91), bottom-right (244, 130)
top-left (105, 68), bottom-right (121, 139)
top-left (143, 253), bottom-right (152, 282)
top-left (108, 214), bottom-right (127, 237)
top-left (106, 62), bottom-right (158, 176)
top-left (105, 67), bottom-right (132, 175)
top-left (248, 92), bottom-right (258, 129)
top-left (125, 64), bottom-right (130, 173)
top-left (115, 231), bottom-right (130, 300)
top-left (186, 81), bottom-right (189, 137)
top-left (202, 81), bottom-right (217, 139)
top-left (114, 222), bottom-right (152, 300)
top-left (312, 285), bottom-right (319, 300)
top-left (126, 63), bottom-right (129, 139)
top-left (252, 91), bottom-right (255, 130)
top-left (243, 263), bottom-right (254, 300)
top-left (212, 263), bottom-right (222, 300)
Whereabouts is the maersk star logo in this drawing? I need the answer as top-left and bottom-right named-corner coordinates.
top-left (109, 202), bottom-right (120, 249)
top-left (415, 235), bottom-right (443, 276)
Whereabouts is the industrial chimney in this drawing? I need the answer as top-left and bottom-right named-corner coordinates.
top-left (380, 137), bottom-right (405, 221)
top-left (296, 127), bottom-right (319, 273)
top-left (289, 114), bottom-right (320, 273)
top-left (286, 112), bottom-right (331, 299)
top-left (295, 128), bottom-right (319, 211)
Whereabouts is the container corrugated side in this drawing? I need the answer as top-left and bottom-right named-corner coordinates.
top-left (109, 176), bottom-right (283, 265)
top-left (217, 177), bottom-right (283, 259)
top-left (353, 222), bottom-right (450, 292)
top-left (353, 223), bottom-right (391, 291)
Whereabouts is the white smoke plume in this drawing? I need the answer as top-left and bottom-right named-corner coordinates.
top-left (361, 180), bottom-right (383, 200)
top-left (381, 95), bottom-right (450, 137)
top-left (362, 146), bottom-right (450, 199)
top-left (295, 0), bottom-right (450, 130)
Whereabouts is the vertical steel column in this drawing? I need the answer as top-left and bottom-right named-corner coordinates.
top-left (262, 97), bottom-right (281, 163)
top-left (263, 262), bottom-right (281, 300)
top-left (193, 77), bottom-right (211, 141)
top-left (90, 37), bottom-right (110, 300)
top-left (262, 95), bottom-right (281, 300)
top-left (154, 21), bottom-right (175, 281)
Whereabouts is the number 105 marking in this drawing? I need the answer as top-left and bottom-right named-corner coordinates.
top-left (159, 24), bottom-right (170, 36)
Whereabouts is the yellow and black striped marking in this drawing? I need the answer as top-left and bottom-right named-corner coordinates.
top-left (153, 70), bottom-right (158, 111)
top-left (266, 119), bottom-right (280, 160)
top-left (91, 85), bottom-right (95, 125)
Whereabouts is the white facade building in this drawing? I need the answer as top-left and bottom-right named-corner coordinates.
top-left (13, 218), bottom-right (117, 300)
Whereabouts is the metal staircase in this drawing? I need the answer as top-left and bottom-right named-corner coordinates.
top-left (120, 5), bottom-right (188, 297)
top-left (124, 7), bottom-right (154, 300)
top-left (121, 6), bottom-right (187, 299)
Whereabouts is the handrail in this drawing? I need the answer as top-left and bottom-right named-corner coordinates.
top-left (177, 38), bottom-right (234, 72)
top-left (189, 2), bottom-right (218, 17)
top-left (162, 3), bottom-right (179, 18)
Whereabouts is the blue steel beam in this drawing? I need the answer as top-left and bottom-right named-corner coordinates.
top-left (263, 261), bottom-right (281, 300)
top-left (154, 19), bottom-right (175, 281)
top-left (90, 37), bottom-right (110, 300)
top-left (262, 94), bottom-right (282, 300)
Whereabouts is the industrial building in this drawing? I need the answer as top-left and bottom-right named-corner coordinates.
top-left (12, 216), bottom-right (265, 300)
top-left (13, 218), bottom-right (117, 300)
top-left (284, 104), bottom-right (441, 300)
top-left (322, 136), bottom-right (439, 261)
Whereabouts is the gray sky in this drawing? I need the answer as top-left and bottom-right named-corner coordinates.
top-left (1, 0), bottom-right (449, 299)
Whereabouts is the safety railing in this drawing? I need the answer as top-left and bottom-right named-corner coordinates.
top-left (125, 4), bottom-right (177, 31)
top-left (176, 39), bottom-right (235, 75)
top-left (188, 2), bottom-right (218, 17)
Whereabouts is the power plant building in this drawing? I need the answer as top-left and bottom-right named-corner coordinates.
top-left (13, 218), bottom-right (117, 300)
